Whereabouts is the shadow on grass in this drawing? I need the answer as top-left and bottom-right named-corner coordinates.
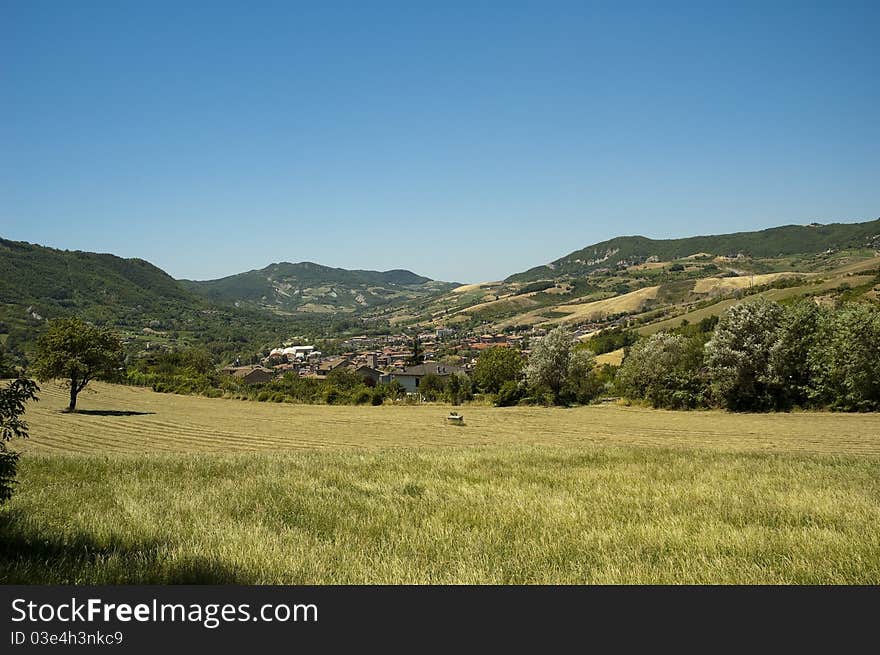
top-left (64, 409), bottom-right (156, 416)
top-left (0, 510), bottom-right (243, 584)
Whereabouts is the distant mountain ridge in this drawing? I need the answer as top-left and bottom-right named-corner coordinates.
top-left (181, 261), bottom-right (452, 313)
top-left (507, 218), bottom-right (880, 282)
top-left (0, 237), bottom-right (453, 331)
top-left (2, 216), bottom-right (878, 350)
top-left (183, 261), bottom-right (431, 290)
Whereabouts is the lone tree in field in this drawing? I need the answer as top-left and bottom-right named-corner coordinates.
top-left (0, 377), bottom-right (39, 504)
top-left (33, 318), bottom-right (124, 412)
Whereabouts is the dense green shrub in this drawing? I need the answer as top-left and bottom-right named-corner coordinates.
top-left (352, 386), bottom-right (372, 405)
top-left (443, 372), bottom-right (473, 405)
top-left (473, 347), bottom-right (523, 393)
top-left (809, 303), bottom-right (880, 411)
top-left (523, 327), bottom-right (602, 405)
top-left (705, 298), bottom-right (785, 411)
top-left (418, 374), bottom-right (445, 401)
top-left (768, 300), bottom-right (822, 408)
top-left (495, 380), bottom-right (525, 407)
top-left (323, 385), bottom-right (342, 405)
top-left (618, 299), bottom-right (880, 412)
top-left (617, 332), bottom-right (708, 409)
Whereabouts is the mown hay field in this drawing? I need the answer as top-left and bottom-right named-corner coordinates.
top-left (16, 382), bottom-right (880, 455)
top-left (2, 382), bottom-right (879, 584)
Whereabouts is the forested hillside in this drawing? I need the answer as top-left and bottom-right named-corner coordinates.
top-left (508, 218), bottom-right (880, 282)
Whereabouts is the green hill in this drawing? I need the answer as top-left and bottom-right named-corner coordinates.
top-left (507, 218), bottom-right (880, 282)
top-left (0, 238), bottom-right (289, 363)
top-left (0, 238), bottom-right (204, 322)
top-left (182, 261), bottom-right (454, 314)
top-left (0, 239), bottom-right (453, 363)
top-left (3, 216), bottom-right (878, 362)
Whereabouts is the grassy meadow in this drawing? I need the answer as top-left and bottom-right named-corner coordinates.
top-left (2, 382), bottom-right (879, 584)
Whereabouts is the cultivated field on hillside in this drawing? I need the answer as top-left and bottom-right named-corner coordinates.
top-left (2, 383), bottom-right (879, 584)
top-left (638, 273), bottom-right (878, 335)
top-left (404, 253), bottom-right (879, 334)
top-left (692, 272), bottom-right (801, 294)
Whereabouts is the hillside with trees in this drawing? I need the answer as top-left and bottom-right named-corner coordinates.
top-left (0, 238), bottom-right (308, 366)
top-left (3, 216), bottom-right (879, 384)
top-left (507, 218), bottom-right (880, 282)
top-left (0, 237), bottom-right (458, 354)
top-left (181, 261), bottom-right (455, 314)
top-left (375, 217), bottom-right (880, 337)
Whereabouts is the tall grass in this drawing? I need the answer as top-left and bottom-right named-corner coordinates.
top-left (3, 382), bottom-right (878, 584)
top-left (2, 446), bottom-right (879, 584)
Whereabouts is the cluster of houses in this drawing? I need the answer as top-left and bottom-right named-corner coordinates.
top-left (217, 328), bottom-right (543, 392)
top-left (221, 353), bottom-right (468, 393)
top-left (216, 315), bottom-right (646, 390)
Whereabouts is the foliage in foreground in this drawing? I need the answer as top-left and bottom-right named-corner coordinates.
top-left (616, 332), bottom-right (707, 409)
top-left (0, 377), bottom-right (39, 504)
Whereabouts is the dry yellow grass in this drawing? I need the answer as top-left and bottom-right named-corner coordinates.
top-left (451, 281), bottom-right (500, 294)
top-left (453, 293), bottom-right (537, 316)
top-left (496, 287), bottom-right (660, 329)
top-left (594, 347), bottom-right (625, 367)
top-left (20, 382), bottom-right (880, 457)
top-left (547, 286), bottom-right (660, 324)
top-left (693, 272), bottom-right (804, 294)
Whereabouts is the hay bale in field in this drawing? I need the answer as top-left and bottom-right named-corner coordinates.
top-left (446, 412), bottom-right (465, 426)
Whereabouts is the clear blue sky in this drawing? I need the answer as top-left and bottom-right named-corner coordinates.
top-left (2, 1), bottom-right (878, 283)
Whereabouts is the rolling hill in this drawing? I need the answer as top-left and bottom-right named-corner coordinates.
top-left (0, 238), bottom-right (456, 362)
top-left (3, 216), bottom-right (879, 361)
top-left (0, 237), bottom-right (206, 322)
top-left (507, 218), bottom-right (880, 282)
top-left (374, 217), bottom-right (880, 333)
top-left (181, 261), bottom-right (455, 314)
top-left (0, 238), bottom-right (304, 363)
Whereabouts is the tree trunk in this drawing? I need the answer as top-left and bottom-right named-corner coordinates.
top-left (68, 378), bottom-right (78, 412)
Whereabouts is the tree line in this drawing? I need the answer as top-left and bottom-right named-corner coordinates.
top-left (5, 299), bottom-right (880, 416)
top-left (617, 299), bottom-right (880, 411)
